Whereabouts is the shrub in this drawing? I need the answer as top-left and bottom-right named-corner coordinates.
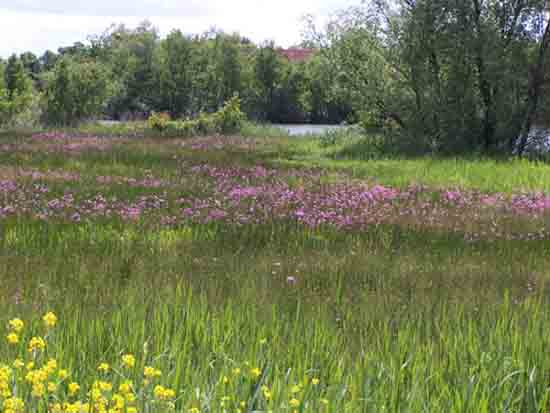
top-left (148, 112), bottom-right (171, 132)
top-left (149, 96), bottom-right (246, 138)
top-left (215, 95), bottom-right (245, 134)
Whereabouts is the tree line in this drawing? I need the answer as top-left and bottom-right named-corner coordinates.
top-left (2, 1), bottom-right (550, 156)
top-left (0, 22), bottom-right (352, 128)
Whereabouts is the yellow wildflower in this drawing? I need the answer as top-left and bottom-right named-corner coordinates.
top-left (289, 398), bottom-right (300, 408)
top-left (42, 312), bottom-right (57, 328)
top-left (13, 359), bottom-right (24, 369)
top-left (6, 333), bottom-right (19, 345)
top-left (47, 381), bottom-right (57, 392)
top-left (311, 378), bottom-right (320, 385)
top-left (8, 318), bottom-right (24, 333)
top-left (122, 354), bottom-right (136, 369)
top-left (250, 367), bottom-right (261, 379)
top-left (144, 366), bottom-right (162, 379)
top-left (58, 369), bottom-right (69, 380)
top-left (97, 363), bottom-right (110, 373)
top-left (68, 382), bottom-right (80, 395)
top-left (28, 336), bottom-right (46, 353)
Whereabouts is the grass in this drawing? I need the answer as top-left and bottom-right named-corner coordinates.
top-left (1, 127), bottom-right (550, 412)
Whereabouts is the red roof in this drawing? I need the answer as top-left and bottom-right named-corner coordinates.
top-left (277, 48), bottom-right (316, 63)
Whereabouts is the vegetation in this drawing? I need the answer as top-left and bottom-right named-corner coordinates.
top-left (2, 130), bottom-right (550, 411)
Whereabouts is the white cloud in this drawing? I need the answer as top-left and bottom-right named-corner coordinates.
top-left (0, 0), bottom-right (357, 58)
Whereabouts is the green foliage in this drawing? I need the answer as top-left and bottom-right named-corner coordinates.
top-left (0, 55), bottom-right (40, 128)
top-left (155, 95), bottom-right (246, 137)
top-left (147, 111), bottom-right (171, 131)
top-left (214, 95), bottom-right (246, 134)
top-left (312, 0), bottom-right (550, 155)
top-left (43, 57), bottom-right (114, 126)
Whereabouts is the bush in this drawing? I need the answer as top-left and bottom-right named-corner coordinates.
top-left (149, 96), bottom-right (246, 138)
top-left (215, 95), bottom-right (246, 134)
top-left (148, 112), bottom-right (171, 131)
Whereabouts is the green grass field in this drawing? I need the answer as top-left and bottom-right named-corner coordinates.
top-left (1, 128), bottom-right (550, 412)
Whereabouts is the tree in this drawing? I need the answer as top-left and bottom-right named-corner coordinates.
top-left (154, 30), bottom-right (195, 116)
top-left (44, 57), bottom-right (113, 125)
top-left (309, 0), bottom-right (550, 154)
top-left (254, 42), bottom-right (282, 121)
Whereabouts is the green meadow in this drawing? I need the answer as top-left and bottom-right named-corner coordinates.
top-left (1, 128), bottom-right (550, 412)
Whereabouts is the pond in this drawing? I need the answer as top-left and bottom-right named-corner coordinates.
top-left (272, 124), bottom-right (348, 136)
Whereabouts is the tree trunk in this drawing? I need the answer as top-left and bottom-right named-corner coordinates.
top-left (517, 10), bottom-right (550, 156)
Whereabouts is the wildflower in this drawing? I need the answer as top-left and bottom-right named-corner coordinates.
top-left (154, 385), bottom-right (175, 401)
top-left (31, 382), bottom-right (45, 397)
top-left (13, 359), bottom-right (24, 369)
top-left (122, 354), bottom-right (136, 368)
top-left (222, 375), bottom-right (229, 384)
top-left (97, 363), bottom-right (110, 373)
top-left (8, 318), bottom-right (24, 333)
top-left (42, 312), bottom-right (57, 328)
top-left (289, 398), bottom-right (300, 408)
top-left (6, 333), bottom-right (19, 345)
top-left (58, 369), bottom-right (69, 380)
top-left (3, 397), bottom-right (24, 412)
top-left (311, 378), bottom-right (320, 385)
top-left (44, 359), bottom-right (57, 375)
top-left (47, 381), bottom-right (57, 392)
top-left (26, 362), bottom-right (34, 370)
top-left (68, 382), bottom-right (80, 395)
top-left (232, 367), bottom-right (241, 376)
top-left (188, 408), bottom-right (200, 413)
top-left (127, 408), bottom-right (137, 413)
top-left (250, 367), bottom-right (261, 379)
top-left (144, 366), bottom-right (162, 379)
top-left (28, 336), bottom-right (46, 352)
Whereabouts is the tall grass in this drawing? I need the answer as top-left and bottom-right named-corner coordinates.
top-left (1, 129), bottom-right (550, 411)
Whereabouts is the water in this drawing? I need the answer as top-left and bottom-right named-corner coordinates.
top-left (272, 124), bottom-right (347, 136)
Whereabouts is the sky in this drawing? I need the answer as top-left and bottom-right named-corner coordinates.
top-left (0, 0), bottom-right (357, 58)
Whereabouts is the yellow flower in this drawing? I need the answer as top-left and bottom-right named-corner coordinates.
top-left (8, 318), bottom-right (24, 333)
top-left (3, 397), bottom-right (24, 413)
top-left (6, 333), bottom-right (19, 345)
top-left (289, 398), bottom-right (300, 408)
top-left (47, 381), bottom-right (57, 392)
top-left (188, 408), bottom-right (200, 413)
top-left (250, 367), bottom-right (261, 379)
top-left (311, 378), bottom-right (320, 385)
top-left (68, 382), bottom-right (80, 395)
top-left (232, 367), bottom-right (241, 376)
top-left (154, 385), bottom-right (175, 400)
top-left (58, 369), bottom-right (69, 380)
top-left (42, 312), bottom-right (57, 328)
top-left (13, 359), bottom-right (24, 369)
top-left (144, 366), bottom-right (162, 378)
top-left (45, 359), bottom-right (57, 375)
top-left (222, 375), bottom-right (229, 384)
top-left (26, 362), bottom-right (34, 371)
top-left (127, 407), bottom-right (137, 413)
top-left (31, 382), bottom-right (45, 397)
top-left (28, 336), bottom-right (46, 353)
top-left (119, 380), bottom-right (133, 395)
top-left (98, 381), bottom-right (112, 392)
top-left (122, 354), bottom-right (136, 369)
top-left (97, 363), bottom-right (110, 373)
